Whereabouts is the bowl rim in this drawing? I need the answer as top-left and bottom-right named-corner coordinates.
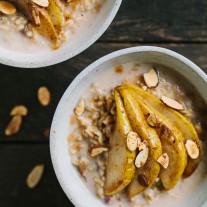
top-left (0, 0), bottom-right (122, 68)
top-left (50, 46), bottom-right (207, 207)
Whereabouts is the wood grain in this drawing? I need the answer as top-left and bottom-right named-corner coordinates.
top-left (101, 0), bottom-right (207, 42)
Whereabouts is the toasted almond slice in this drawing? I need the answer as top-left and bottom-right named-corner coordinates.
top-left (5, 115), bottom-right (22, 136)
top-left (26, 164), bottom-right (44, 188)
top-left (31, 0), bottom-right (49, 7)
top-left (88, 146), bottom-right (108, 157)
top-left (10, 105), bottom-right (28, 116)
top-left (185, 140), bottom-right (199, 159)
top-left (143, 69), bottom-right (159, 88)
top-left (74, 98), bottom-right (85, 116)
top-left (38, 86), bottom-right (51, 106)
top-left (161, 96), bottom-right (184, 111)
top-left (0, 1), bottom-right (16, 15)
top-left (127, 131), bottom-right (141, 151)
top-left (135, 142), bottom-right (149, 168)
top-left (157, 153), bottom-right (169, 169)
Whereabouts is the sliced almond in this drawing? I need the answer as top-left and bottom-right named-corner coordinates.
top-left (143, 69), bottom-right (159, 88)
top-left (161, 96), bottom-right (184, 111)
top-left (135, 142), bottom-right (149, 168)
top-left (31, 0), bottom-right (49, 7)
top-left (146, 113), bottom-right (160, 128)
top-left (0, 1), bottom-right (16, 15)
top-left (88, 146), bottom-right (108, 157)
top-left (127, 131), bottom-right (141, 151)
top-left (38, 86), bottom-right (51, 106)
top-left (26, 164), bottom-right (44, 188)
top-left (10, 105), bottom-right (28, 116)
top-left (157, 153), bottom-right (169, 169)
top-left (5, 115), bottom-right (22, 136)
top-left (185, 140), bottom-right (199, 159)
top-left (74, 98), bottom-right (85, 116)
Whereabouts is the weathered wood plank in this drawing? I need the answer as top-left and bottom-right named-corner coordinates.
top-left (0, 144), bottom-right (71, 207)
top-left (100, 0), bottom-right (207, 42)
top-left (0, 43), bottom-right (206, 142)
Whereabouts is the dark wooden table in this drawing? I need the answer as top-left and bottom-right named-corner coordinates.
top-left (1, 0), bottom-right (207, 206)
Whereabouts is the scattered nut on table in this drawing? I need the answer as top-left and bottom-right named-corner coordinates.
top-left (5, 115), bottom-right (22, 136)
top-left (38, 86), bottom-right (51, 106)
top-left (26, 164), bottom-right (44, 189)
top-left (10, 105), bottom-right (28, 116)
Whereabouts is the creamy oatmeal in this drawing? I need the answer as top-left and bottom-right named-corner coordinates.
top-left (0, 0), bottom-right (104, 53)
top-left (68, 63), bottom-right (207, 206)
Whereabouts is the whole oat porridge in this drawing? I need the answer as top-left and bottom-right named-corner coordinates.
top-left (0, 0), bottom-right (104, 53)
top-left (68, 63), bottom-right (207, 207)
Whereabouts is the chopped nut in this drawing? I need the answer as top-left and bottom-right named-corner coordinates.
top-left (78, 160), bottom-right (87, 180)
top-left (135, 142), bottom-right (149, 168)
top-left (143, 69), bottom-right (159, 88)
top-left (127, 131), bottom-right (141, 151)
top-left (89, 146), bottom-right (108, 157)
top-left (10, 105), bottom-right (28, 116)
top-left (138, 174), bottom-right (149, 187)
top-left (161, 96), bottom-right (184, 111)
top-left (185, 140), bottom-right (199, 159)
top-left (157, 153), bottom-right (169, 169)
top-left (26, 164), bottom-right (44, 188)
top-left (38, 86), bottom-right (51, 106)
top-left (0, 1), bottom-right (16, 15)
top-left (31, 0), bottom-right (49, 7)
top-left (5, 115), bottom-right (22, 136)
top-left (74, 98), bottom-right (85, 116)
top-left (146, 113), bottom-right (160, 128)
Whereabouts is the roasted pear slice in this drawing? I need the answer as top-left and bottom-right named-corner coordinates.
top-left (122, 86), bottom-right (187, 189)
top-left (117, 87), bottom-right (162, 197)
top-left (34, 8), bottom-right (59, 48)
top-left (124, 84), bottom-right (201, 178)
top-left (47, 0), bottom-right (64, 34)
top-left (104, 90), bottom-right (136, 195)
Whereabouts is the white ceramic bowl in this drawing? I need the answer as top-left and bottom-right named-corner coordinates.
top-left (50, 46), bottom-right (207, 207)
top-left (0, 0), bottom-right (122, 68)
